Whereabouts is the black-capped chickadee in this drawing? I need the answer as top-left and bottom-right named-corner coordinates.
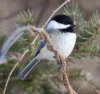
top-left (18, 14), bottom-right (76, 80)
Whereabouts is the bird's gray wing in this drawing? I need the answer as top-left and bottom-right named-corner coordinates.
top-left (18, 57), bottom-right (40, 80)
top-left (18, 40), bottom-right (46, 80)
top-left (34, 40), bottom-right (46, 56)
top-left (34, 28), bottom-right (51, 55)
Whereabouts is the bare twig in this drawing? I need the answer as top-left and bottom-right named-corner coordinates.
top-left (3, 0), bottom-right (78, 94)
top-left (43, 0), bottom-right (70, 28)
top-left (63, 61), bottom-right (78, 94)
top-left (2, 35), bottom-right (38, 94)
top-left (31, 27), bottom-right (78, 94)
top-left (3, 26), bottom-right (77, 94)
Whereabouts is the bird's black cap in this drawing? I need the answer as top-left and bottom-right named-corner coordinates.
top-left (52, 15), bottom-right (75, 32)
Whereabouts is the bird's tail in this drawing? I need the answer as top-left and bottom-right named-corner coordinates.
top-left (18, 57), bottom-right (40, 80)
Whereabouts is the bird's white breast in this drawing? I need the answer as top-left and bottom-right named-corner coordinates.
top-left (51, 32), bottom-right (76, 58)
top-left (38, 32), bottom-right (76, 60)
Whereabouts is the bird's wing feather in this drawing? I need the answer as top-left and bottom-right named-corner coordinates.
top-left (18, 40), bottom-right (46, 80)
top-left (18, 58), bottom-right (40, 80)
top-left (34, 40), bottom-right (46, 57)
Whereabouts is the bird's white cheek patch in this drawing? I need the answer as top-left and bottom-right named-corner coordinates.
top-left (46, 20), bottom-right (71, 30)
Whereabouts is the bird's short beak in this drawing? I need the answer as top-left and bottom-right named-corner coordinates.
top-left (72, 21), bottom-right (76, 27)
top-left (73, 21), bottom-right (76, 25)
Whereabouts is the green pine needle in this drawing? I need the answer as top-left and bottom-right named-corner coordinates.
top-left (17, 9), bottom-right (38, 26)
top-left (64, 2), bottom-right (100, 54)
top-left (64, 2), bottom-right (86, 33)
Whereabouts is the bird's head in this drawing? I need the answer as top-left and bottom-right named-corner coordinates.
top-left (46, 14), bottom-right (75, 33)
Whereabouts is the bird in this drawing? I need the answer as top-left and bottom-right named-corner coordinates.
top-left (18, 14), bottom-right (76, 80)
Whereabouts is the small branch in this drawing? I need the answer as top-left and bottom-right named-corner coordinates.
top-left (2, 35), bottom-right (38, 94)
top-left (3, 26), bottom-right (78, 94)
top-left (43, 0), bottom-right (70, 28)
top-left (63, 62), bottom-right (78, 94)
top-left (32, 27), bottom-right (78, 94)
top-left (2, 0), bottom-right (78, 94)
top-left (0, 26), bottom-right (35, 65)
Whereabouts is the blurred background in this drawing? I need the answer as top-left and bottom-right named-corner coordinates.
top-left (0, 0), bottom-right (100, 94)
top-left (0, 0), bottom-right (100, 34)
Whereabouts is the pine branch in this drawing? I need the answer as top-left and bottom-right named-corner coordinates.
top-left (3, 1), bottom-right (78, 94)
top-left (79, 12), bottom-right (100, 54)
top-left (17, 9), bottom-right (38, 26)
top-left (64, 1), bottom-right (86, 33)
top-left (2, 34), bottom-right (38, 94)
top-left (64, 2), bottom-right (100, 54)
